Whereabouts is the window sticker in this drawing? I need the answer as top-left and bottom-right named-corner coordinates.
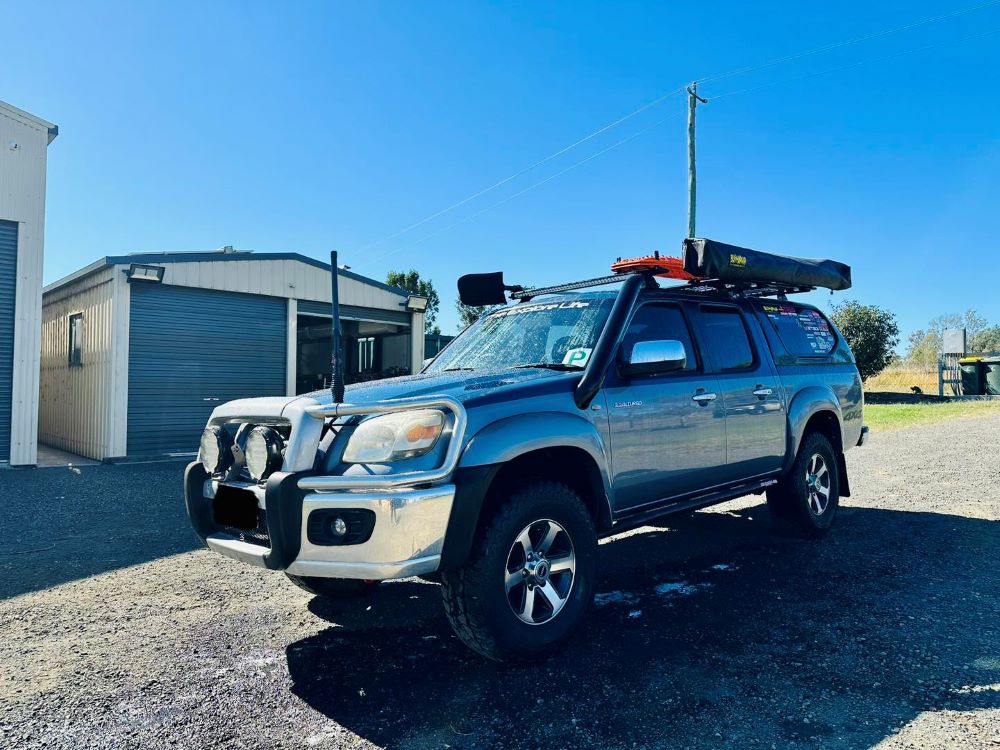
top-left (562, 347), bottom-right (593, 368)
top-left (488, 300), bottom-right (591, 319)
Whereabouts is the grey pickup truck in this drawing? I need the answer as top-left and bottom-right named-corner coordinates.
top-left (184, 238), bottom-right (867, 661)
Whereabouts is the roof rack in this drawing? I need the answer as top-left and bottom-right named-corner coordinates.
top-left (458, 237), bottom-right (849, 306)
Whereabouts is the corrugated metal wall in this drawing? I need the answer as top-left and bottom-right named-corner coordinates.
top-left (38, 269), bottom-right (117, 460)
top-left (158, 258), bottom-right (405, 311)
top-left (0, 221), bottom-right (17, 461)
top-left (127, 284), bottom-right (287, 456)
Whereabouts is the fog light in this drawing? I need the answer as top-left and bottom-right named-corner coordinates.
top-left (245, 426), bottom-right (284, 481)
top-left (199, 426), bottom-right (232, 475)
top-left (332, 517), bottom-right (348, 537)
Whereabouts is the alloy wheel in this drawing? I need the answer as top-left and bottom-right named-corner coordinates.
top-left (505, 519), bottom-right (576, 625)
top-left (805, 453), bottom-right (832, 515)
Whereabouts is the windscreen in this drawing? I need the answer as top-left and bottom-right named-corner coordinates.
top-left (426, 294), bottom-right (616, 373)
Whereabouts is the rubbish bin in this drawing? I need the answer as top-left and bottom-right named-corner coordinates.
top-left (959, 357), bottom-right (985, 396)
top-left (983, 357), bottom-right (1000, 396)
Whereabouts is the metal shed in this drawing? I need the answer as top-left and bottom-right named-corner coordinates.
top-left (39, 250), bottom-right (423, 461)
top-left (0, 100), bottom-right (58, 467)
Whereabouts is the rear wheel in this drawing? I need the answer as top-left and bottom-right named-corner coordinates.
top-left (284, 573), bottom-right (379, 599)
top-left (767, 431), bottom-right (840, 535)
top-left (440, 480), bottom-right (597, 662)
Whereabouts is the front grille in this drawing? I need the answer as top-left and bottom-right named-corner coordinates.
top-left (219, 508), bottom-right (270, 548)
top-left (213, 484), bottom-right (270, 548)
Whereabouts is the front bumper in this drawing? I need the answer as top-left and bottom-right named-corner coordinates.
top-left (184, 462), bottom-right (455, 580)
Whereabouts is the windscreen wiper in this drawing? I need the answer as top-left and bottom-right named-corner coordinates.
top-left (513, 363), bottom-right (583, 372)
top-left (443, 367), bottom-right (474, 372)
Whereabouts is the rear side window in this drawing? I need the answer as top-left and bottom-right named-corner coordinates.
top-left (621, 303), bottom-right (697, 371)
top-left (757, 302), bottom-right (836, 356)
top-left (699, 306), bottom-right (755, 370)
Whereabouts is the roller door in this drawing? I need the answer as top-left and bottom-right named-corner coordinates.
top-left (0, 221), bottom-right (17, 461)
top-left (127, 284), bottom-right (286, 455)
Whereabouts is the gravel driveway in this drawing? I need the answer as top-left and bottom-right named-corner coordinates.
top-left (2, 417), bottom-right (999, 749)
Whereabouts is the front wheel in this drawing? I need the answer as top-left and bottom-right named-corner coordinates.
top-left (766, 431), bottom-right (840, 535)
top-left (440, 480), bottom-right (597, 662)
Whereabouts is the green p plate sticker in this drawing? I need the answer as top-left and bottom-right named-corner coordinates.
top-left (562, 348), bottom-right (592, 368)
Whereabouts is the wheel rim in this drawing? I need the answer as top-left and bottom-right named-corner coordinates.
top-left (505, 519), bottom-right (576, 625)
top-left (805, 453), bottom-right (832, 515)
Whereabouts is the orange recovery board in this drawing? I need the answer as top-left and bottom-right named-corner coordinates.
top-left (611, 254), bottom-right (701, 281)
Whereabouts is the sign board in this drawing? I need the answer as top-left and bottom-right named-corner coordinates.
top-left (942, 328), bottom-right (966, 355)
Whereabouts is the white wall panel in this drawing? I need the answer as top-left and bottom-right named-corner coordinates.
top-left (0, 104), bottom-right (55, 465)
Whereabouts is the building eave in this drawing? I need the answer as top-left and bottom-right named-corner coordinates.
top-left (0, 100), bottom-right (58, 143)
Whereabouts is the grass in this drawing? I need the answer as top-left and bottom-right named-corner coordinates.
top-left (865, 365), bottom-right (940, 394)
top-left (865, 400), bottom-right (1000, 432)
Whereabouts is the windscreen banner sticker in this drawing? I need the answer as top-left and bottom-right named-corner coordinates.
top-left (488, 300), bottom-right (591, 319)
top-left (562, 347), bottom-right (592, 368)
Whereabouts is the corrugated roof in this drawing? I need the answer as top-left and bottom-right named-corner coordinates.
top-left (43, 251), bottom-right (409, 297)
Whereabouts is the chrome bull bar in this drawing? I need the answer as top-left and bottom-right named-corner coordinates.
top-left (297, 395), bottom-right (467, 491)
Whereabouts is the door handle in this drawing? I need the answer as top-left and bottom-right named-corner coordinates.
top-left (752, 386), bottom-right (773, 398)
top-left (692, 392), bottom-right (717, 404)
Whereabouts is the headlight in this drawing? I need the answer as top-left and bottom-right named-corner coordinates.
top-left (245, 426), bottom-right (284, 481)
top-left (342, 409), bottom-right (445, 464)
top-left (199, 426), bottom-right (232, 474)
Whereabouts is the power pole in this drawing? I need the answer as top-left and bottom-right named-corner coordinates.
top-left (686, 82), bottom-right (708, 238)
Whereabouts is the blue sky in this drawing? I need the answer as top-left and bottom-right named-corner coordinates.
top-left (4, 0), bottom-right (999, 339)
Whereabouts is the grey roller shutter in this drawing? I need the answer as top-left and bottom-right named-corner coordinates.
top-left (127, 284), bottom-right (286, 456)
top-left (0, 221), bottom-right (16, 461)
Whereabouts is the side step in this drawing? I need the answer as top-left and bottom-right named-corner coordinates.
top-left (609, 477), bottom-right (779, 536)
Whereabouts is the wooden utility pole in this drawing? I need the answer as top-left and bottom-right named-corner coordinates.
top-left (686, 82), bottom-right (707, 238)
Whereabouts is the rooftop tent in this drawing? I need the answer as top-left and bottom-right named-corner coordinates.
top-left (682, 238), bottom-right (852, 292)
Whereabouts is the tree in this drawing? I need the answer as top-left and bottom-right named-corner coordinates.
top-left (386, 269), bottom-right (440, 334)
top-left (455, 299), bottom-right (499, 330)
top-left (905, 329), bottom-right (939, 368)
top-left (905, 308), bottom-right (994, 363)
top-left (971, 325), bottom-right (1000, 354)
top-left (830, 300), bottom-right (900, 381)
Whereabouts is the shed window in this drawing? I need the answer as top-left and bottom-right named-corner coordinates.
top-left (68, 313), bottom-right (83, 367)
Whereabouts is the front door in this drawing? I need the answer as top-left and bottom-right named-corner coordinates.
top-left (691, 303), bottom-right (786, 482)
top-left (604, 302), bottom-right (727, 512)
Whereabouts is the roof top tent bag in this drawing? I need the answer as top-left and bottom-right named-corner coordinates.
top-left (682, 238), bottom-right (852, 291)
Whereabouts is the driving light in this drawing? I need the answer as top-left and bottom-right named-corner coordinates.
top-left (342, 409), bottom-right (445, 464)
top-left (199, 426), bottom-right (232, 475)
top-left (245, 426), bottom-right (284, 481)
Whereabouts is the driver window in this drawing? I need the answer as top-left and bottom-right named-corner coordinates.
top-left (622, 304), bottom-right (697, 371)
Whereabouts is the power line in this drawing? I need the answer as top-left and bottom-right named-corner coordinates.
top-left (358, 86), bottom-right (687, 252)
top-left (695, 0), bottom-right (1000, 86)
top-left (356, 0), bottom-right (1000, 257)
top-left (710, 25), bottom-right (1000, 101)
top-left (364, 113), bottom-right (683, 267)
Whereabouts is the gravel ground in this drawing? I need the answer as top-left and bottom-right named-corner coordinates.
top-left (2, 417), bottom-right (999, 750)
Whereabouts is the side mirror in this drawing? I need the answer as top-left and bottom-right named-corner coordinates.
top-left (620, 340), bottom-right (687, 377)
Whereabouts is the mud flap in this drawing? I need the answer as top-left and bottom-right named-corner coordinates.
top-left (837, 452), bottom-right (851, 497)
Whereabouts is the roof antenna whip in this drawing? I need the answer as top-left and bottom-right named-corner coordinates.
top-left (330, 250), bottom-right (345, 404)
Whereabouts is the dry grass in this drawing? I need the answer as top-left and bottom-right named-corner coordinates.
top-left (865, 364), bottom-right (940, 394)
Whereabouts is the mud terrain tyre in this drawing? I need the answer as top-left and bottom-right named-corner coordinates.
top-left (767, 431), bottom-right (840, 535)
top-left (440, 480), bottom-right (597, 662)
top-left (284, 574), bottom-right (379, 598)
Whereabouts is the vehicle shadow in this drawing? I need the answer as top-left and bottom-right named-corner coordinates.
top-left (286, 505), bottom-right (1000, 749)
top-left (0, 461), bottom-right (198, 599)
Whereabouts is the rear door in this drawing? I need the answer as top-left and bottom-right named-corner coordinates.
top-left (691, 303), bottom-right (786, 482)
top-left (604, 301), bottom-right (726, 512)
